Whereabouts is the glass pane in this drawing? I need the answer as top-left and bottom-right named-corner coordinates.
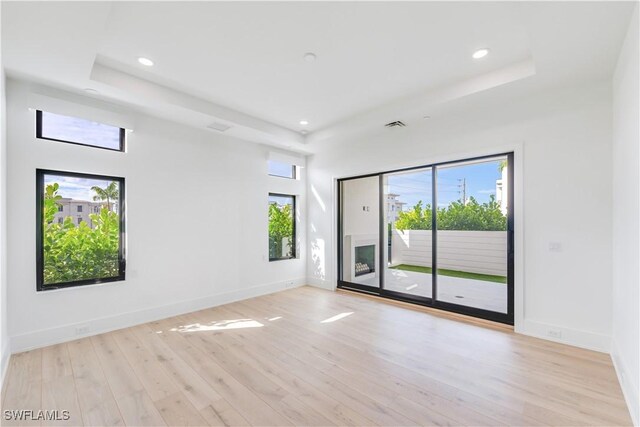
top-left (40, 111), bottom-right (122, 150)
top-left (268, 160), bottom-right (295, 179)
top-left (268, 194), bottom-right (295, 260)
top-left (383, 168), bottom-right (433, 298)
top-left (42, 173), bottom-right (121, 286)
top-left (340, 176), bottom-right (380, 288)
top-left (435, 157), bottom-right (508, 313)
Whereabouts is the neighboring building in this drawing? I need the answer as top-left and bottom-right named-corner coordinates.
top-left (495, 165), bottom-right (508, 215)
top-left (53, 198), bottom-right (116, 228)
top-left (386, 193), bottom-right (406, 225)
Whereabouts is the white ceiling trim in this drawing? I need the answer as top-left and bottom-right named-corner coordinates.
top-left (28, 92), bottom-right (136, 131)
top-left (269, 150), bottom-right (306, 168)
top-left (90, 61), bottom-right (307, 151)
top-left (307, 58), bottom-right (536, 146)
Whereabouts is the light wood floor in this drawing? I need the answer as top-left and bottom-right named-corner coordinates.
top-left (1, 286), bottom-right (632, 426)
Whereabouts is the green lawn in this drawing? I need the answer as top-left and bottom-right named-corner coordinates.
top-left (390, 264), bottom-right (507, 284)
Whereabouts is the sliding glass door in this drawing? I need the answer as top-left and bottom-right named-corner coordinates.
top-left (434, 157), bottom-right (509, 314)
top-left (383, 168), bottom-right (433, 299)
top-left (338, 176), bottom-right (381, 290)
top-left (338, 153), bottom-right (514, 324)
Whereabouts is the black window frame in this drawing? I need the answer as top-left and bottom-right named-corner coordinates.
top-left (36, 110), bottom-right (126, 152)
top-left (337, 152), bottom-right (515, 325)
top-left (36, 169), bottom-right (126, 291)
top-left (268, 161), bottom-right (297, 180)
top-left (268, 193), bottom-right (297, 261)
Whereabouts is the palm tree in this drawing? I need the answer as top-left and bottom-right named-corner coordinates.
top-left (91, 182), bottom-right (119, 212)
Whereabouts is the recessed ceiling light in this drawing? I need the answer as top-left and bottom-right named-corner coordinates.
top-left (472, 48), bottom-right (489, 59)
top-left (299, 120), bottom-right (309, 126)
top-left (303, 52), bottom-right (317, 62)
top-left (138, 57), bottom-right (154, 66)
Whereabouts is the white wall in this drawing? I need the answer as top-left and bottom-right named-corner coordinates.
top-left (611, 5), bottom-right (639, 425)
top-left (307, 80), bottom-right (614, 352)
top-left (0, 67), bottom-right (9, 382)
top-left (6, 79), bottom-right (306, 352)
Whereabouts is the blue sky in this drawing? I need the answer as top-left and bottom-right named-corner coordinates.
top-left (44, 175), bottom-right (116, 202)
top-left (387, 158), bottom-right (504, 209)
top-left (269, 194), bottom-right (294, 207)
top-left (268, 160), bottom-right (295, 178)
top-left (42, 112), bottom-right (121, 150)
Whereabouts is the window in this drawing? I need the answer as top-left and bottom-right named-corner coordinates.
top-left (36, 110), bottom-right (125, 152)
top-left (36, 169), bottom-right (125, 291)
top-left (77, 205), bottom-right (83, 212)
top-left (268, 193), bottom-right (296, 261)
top-left (57, 204), bottom-right (63, 212)
top-left (268, 160), bottom-right (296, 179)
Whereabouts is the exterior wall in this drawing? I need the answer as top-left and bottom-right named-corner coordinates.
top-left (391, 230), bottom-right (507, 276)
top-left (53, 199), bottom-right (105, 228)
top-left (386, 194), bottom-right (405, 224)
top-left (495, 166), bottom-right (508, 215)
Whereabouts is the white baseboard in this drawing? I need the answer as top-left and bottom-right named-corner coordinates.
top-left (10, 278), bottom-right (306, 353)
top-left (517, 319), bottom-right (611, 353)
top-left (0, 339), bottom-right (10, 390)
top-left (611, 338), bottom-right (640, 426)
top-left (306, 277), bottom-right (335, 291)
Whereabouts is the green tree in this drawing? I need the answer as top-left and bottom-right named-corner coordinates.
top-left (43, 184), bottom-right (120, 284)
top-left (269, 202), bottom-right (293, 259)
top-left (395, 195), bottom-right (506, 231)
top-left (91, 181), bottom-right (119, 211)
top-left (395, 200), bottom-right (433, 231)
top-left (437, 195), bottom-right (506, 231)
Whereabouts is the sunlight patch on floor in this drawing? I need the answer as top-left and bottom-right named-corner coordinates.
top-left (321, 312), bottom-right (354, 323)
top-left (171, 319), bottom-right (264, 332)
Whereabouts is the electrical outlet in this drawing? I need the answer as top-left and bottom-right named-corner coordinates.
top-left (75, 325), bottom-right (90, 336)
top-left (547, 329), bottom-right (562, 339)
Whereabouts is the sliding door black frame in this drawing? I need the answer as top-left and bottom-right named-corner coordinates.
top-left (337, 152), bottom-right (515, 325)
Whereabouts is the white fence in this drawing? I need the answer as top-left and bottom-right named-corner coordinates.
top-left (391, 230), bottom-right (507, 277)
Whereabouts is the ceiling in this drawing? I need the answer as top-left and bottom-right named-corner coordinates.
top-left (1, 1), bottom-right (635, 152)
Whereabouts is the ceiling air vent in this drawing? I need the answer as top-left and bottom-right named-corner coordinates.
top-left (206, 122), bottom-right (231, 132)
top-left (385, 120), bottom-right (406, 128)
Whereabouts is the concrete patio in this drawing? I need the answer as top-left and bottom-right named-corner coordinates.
top-left (358, 268), bottom-right (507, 313)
